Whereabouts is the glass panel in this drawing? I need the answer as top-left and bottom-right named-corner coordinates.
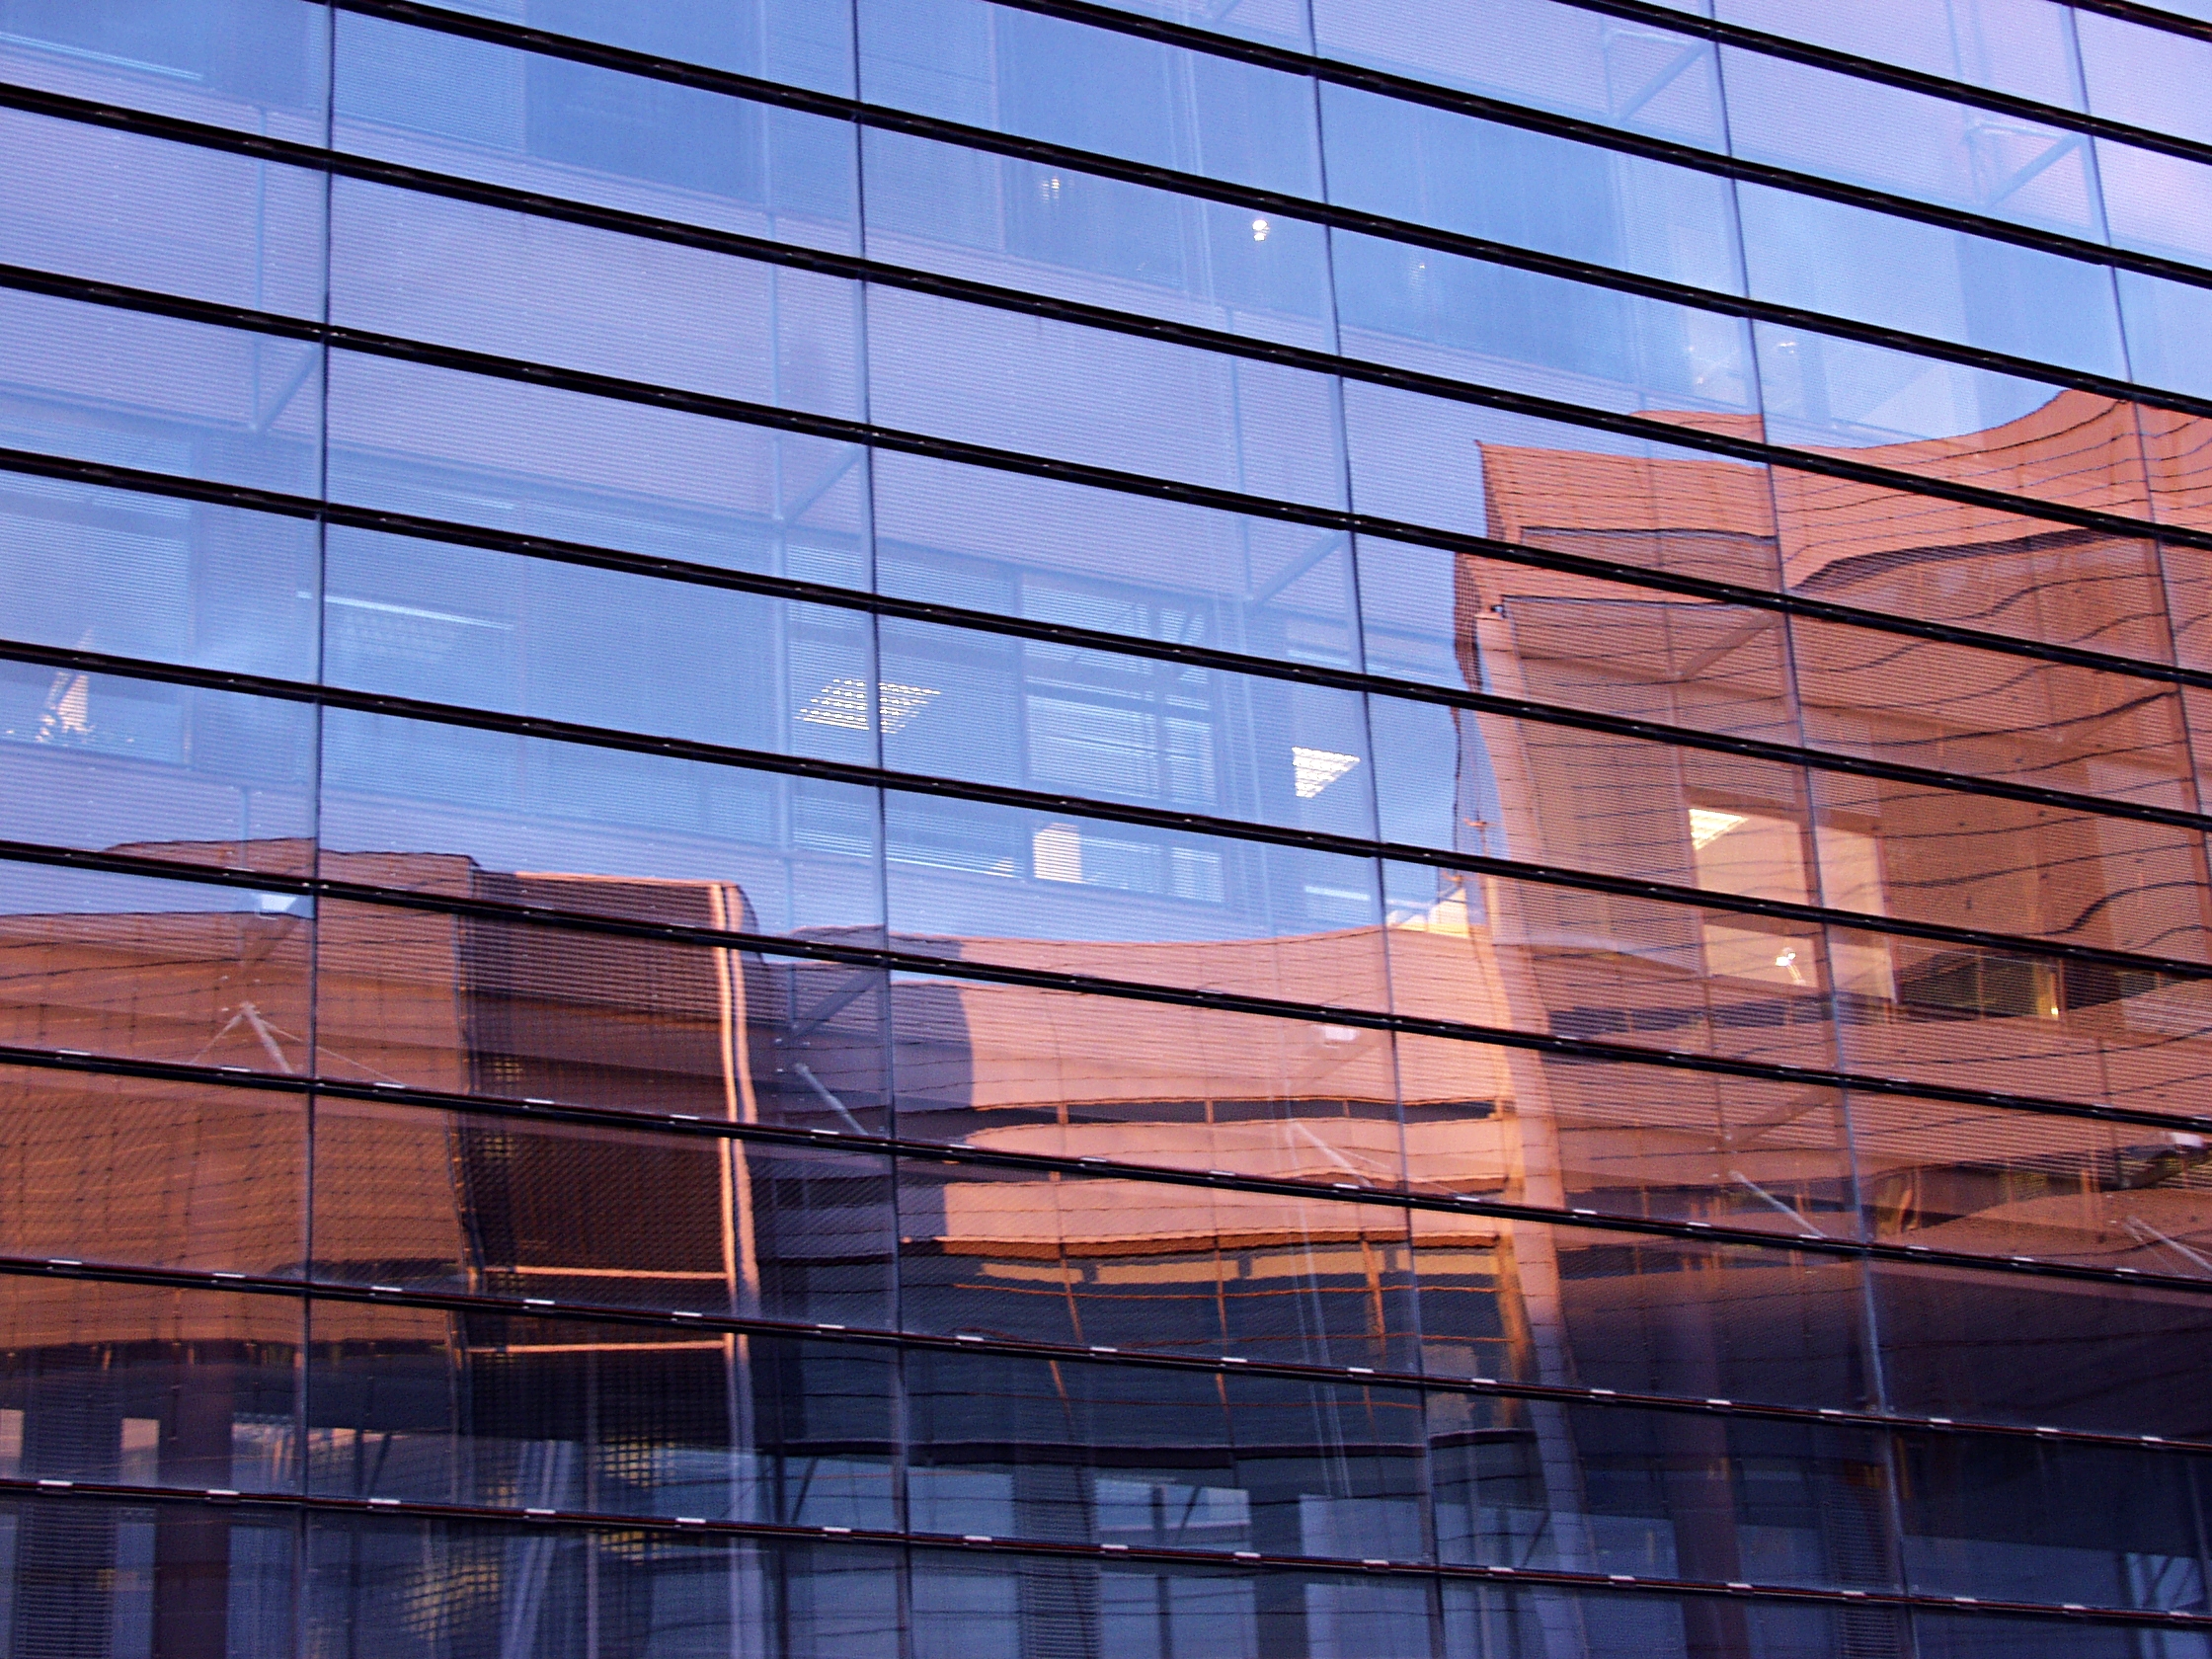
top-left (1712, 0), bottom-right (2086, 111)
top-left (2079, 7), bottom-right (2212, 151)
top-left (907, 1347), bottom-right (1428, 1558)
top-left (320, 707), bottom-right (884, 941)
top-left (334, 11), bottom-right (860, 254)
top-left (0, 859), bottom-right (313, 1073)
top-left (0, 664), bottom-right (316, 876)
top-left (2140, 405), bottom-right (2212, 536)
top-left (2117, 266), bottom-right (2212, 407)
top-left (0, 476), bottom-right (319, 679)
top-left (311, 898), bottom-right (896, 1134)
top-left (311, 1098), bottom-right (896, 1327)
top-left (0, 0), bottom-right (329, 139)
top-left (2095, 134), bottom-right (2212, 272)
top-left (1445, 1576), bottom-right (1906, 1657)
top-left (1832, 922), bottom-right (2212, 1118)
top-left (1855, 1091), bottom-right (2212, 1280)
top-left (872, 447), bottom-right (1360, 669)
top-left (1806, 770), bottom-right (2212, 963)
top-left (0, 1279), bottom-right (299, 1490)
top-left (898, 1154), bottom-right (1420, 1370)
top-left (306, 1304), bottom-right (897, 1526)
top-left (1412, 1212), bottom-right (1875, 1409)
top-left (885, 972), bottom-right (1405, 1184)
top-left (329, 178), bottom-right (865, 420)
top-left (875, 614), bottom-right (1377, 838)
top-left (866, 284), bottom-right (1348, 510)
top-left (884, 793), bottom-right (1387, 1001)
top-left (303, 1523), bottom-right (904, 1655)
top-left (1776, 482), bottom-right (2175, 664)
top-left (1432, 1391), bottom-right (1900, 1591)
top-left (0, 105), bottom-right (326, 319)
top-left (1357, 534), bottom-right (1797, 739)
top-left (1342, 381), bottom-right (1781, 587)
top-left (322, 525), bottom-right (878, 769)
top-left (1756, 328), bottom-right (2152, 524)
top-left (0, 1490), bottom-right (298, 1654)
top-left (1333, 230), bottom-right (1759, 422)
top-left (1737, 182), bottom-right (2129, 383)
top-left (326, 353), bottom-right (870, 586)
top-left (0, 1066), bottom-right (303, 1275)
top-left (1385, 861), bottom-right (1842, 1076)
top-left (1077, 0), bottom-right (1313, 51)
top-left (421, 0), bottom-right (856, 98)
top-left (0, 287), bottom-right (321, 497)
top-left (1899, 1429), bottom-right (2210, 1611)
top-left (1873, 1257), bottom-right (2212, 1438)
top-left (863, 127), bottom-right (1336, 351)
top-left (911, 1547), bottom-right (1437, 1659)
top-left (857, 0), bottom-right (1322, 198)
top-left (1721, 44), bottom-right (2105, 241)
top-left (1319, 82), bottom-right (1747, 296)
top-left (1394, 1038), bottom-right (1856, 1236)
top-left (1312, 0), bottom-right (1728, 150)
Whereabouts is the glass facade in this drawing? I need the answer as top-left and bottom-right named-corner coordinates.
top-left (5, 0), bottom-right (2212, 1651)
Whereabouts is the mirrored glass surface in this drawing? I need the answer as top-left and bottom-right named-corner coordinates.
top-left (1412, 1212), bottom-right (1875, 1409)
top-left (857, 0), bottom-right (1322, 198)
top-left (330, 178), bottom-right (865, 420)
top-left (876, 614), bottom-right (1376, 838)
top-left (422, 0), bottom-right (856, 98)
top-left (0, 1279), bottom-right (299, 1490)
top-left (1313, 0), bottom-right (1728, 150)
top-left (312, 1099), bottom-right (894, 1326)
top-left (0, 664), bottom-right (316, 876)
top-left (0, 287), bottom-right (321, 498)
top-left (908, 1347), bottom-right (1428, 1558)
top-left (326, 353), bottom-right (870, 586)
top-left (322, 525), bottom-right (877, 768)
top-left (320, 707), bottom-right (883, 941)
top-left (0, 1066), bottom-right (303, 1276)
top-left (307, 1306), bottom-right (895, 1526)
top-left (0, 105), bottom-right (326, 319)
top-left (304, 1519), bottom-right (902, 1657)
top-left (335, 11), bottom-right (860, 254)
top-left (867, 284), bottom-right (1348, 510)
top-left (0, 0), bottom-right (328, 139)
top-left (1319, 82), bottom-right (1746, 297)
top-left (872, 447), bottom-right (1360, 668)
top-left (0, 858), bottom-right (313, 1073)
top-left (864, 127), bottom-right (1335, 350)
top-left (0, 476), bottom-right (319, 679)
top-left (898, 1154), bottom-right (1420, 1370)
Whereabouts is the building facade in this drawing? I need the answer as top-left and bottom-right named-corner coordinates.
top-left (3, 0), bottom-right (2212, 1652)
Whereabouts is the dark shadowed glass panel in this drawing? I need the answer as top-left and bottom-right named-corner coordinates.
top-left (306, 1304), bottom-right (897, 1527)
top-left (907, 1347), bottom-right (1428, 1559)
top-left (304, 1519), bottom-right (904, 1657)
top-left (1431, 1390), bottom-right (1901, 1592)
top-left (1873, 1257), bottom-right (2212, 1439)
top-left (1413, 1213), bottom-right (1877, 1410)
top-left (0, 1489), bottom-right (297, 1658)
top-left (0, 1279), bottom-right (299, 1491)
top-left (311, 1098), bottom-right (895, 1328)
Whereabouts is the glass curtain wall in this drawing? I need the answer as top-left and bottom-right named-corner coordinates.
top-left (4, 0), bottom-right (2212, 1653)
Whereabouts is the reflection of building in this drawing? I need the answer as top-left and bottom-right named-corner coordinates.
top-left (4, 825), bottom-right (2210, 1648)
